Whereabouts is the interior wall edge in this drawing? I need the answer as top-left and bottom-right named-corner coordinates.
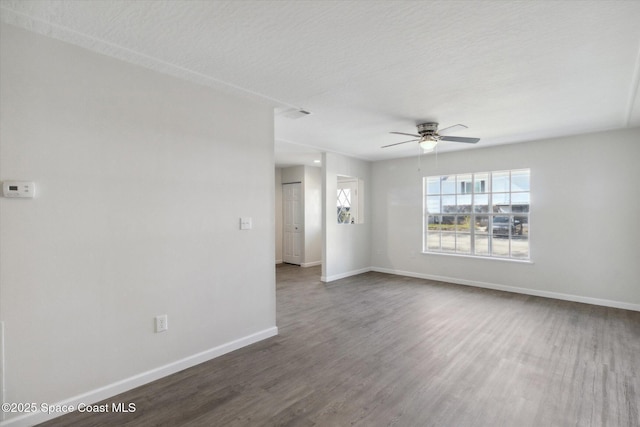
top-left (321, 267), bottom-right (372, 283)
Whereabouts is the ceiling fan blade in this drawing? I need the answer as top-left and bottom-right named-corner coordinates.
top-left (438, 124), bottom-right (468, 135)
top-left (390, 131), bottom-right (421, 138)
top-left (439, 136), bottom-right (480, 144)
top-left (381, 139), bottom-right (419, 148)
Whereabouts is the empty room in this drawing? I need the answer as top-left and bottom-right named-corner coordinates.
top-left (1, 1), bottom-right (639, 426)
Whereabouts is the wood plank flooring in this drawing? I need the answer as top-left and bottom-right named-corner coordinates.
top-left (39, 265), bottom-right (640, 426)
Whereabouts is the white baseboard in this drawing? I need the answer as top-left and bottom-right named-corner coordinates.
top-left (277, 261), bottom-right (320, 267)
top-left (371, 267), bottom-right (640, 312)
top-left (321, 267), bottom-right (372, 282)
top-left (0, 327), bottom-right (278, 427)
top-left (301, 261), bottom-right (322, 268)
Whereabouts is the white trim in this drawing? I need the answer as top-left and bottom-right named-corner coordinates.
top-left (301, 261), bottom-right (322, 267)
top-left (371, 267), bottom-right (640, 312)
top-left (0, 327), bottom-right (278, 427)
top-left (321, 267), bottom-right (371, 282)
top-left (626, 42), bottom-right (640, 126)
top-left (422, 251), bottom-right (533, 264)
top-left (275, 259), bottom-right (283, 264)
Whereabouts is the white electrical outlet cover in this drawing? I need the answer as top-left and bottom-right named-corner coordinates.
top-left (155, 315), bottom-right (168, 333)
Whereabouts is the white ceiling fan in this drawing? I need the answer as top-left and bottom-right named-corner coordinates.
top-left (383, 123), bottom-right (480, 152)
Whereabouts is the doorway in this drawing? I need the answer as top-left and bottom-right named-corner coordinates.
top-left (283, 182), bottom-right (303, 265)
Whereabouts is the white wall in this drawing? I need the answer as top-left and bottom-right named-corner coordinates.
top-left (275, 168), bottom-right (283, 263)
top-left (322, 152), bottom-right (372, 281)
top-left (371, 127), bottom-right (640, 308)
top-left (304, 166), bottom-right (322, 266)
top-left (0, 23), bottom-right (276, 424)
top-left (279, 165), bottom-right (322, 266)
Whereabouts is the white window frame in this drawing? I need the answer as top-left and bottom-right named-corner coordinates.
top-left (423, 169), bottom-right (530, 260)
top-left (337, 176), bottom-right (364, 224)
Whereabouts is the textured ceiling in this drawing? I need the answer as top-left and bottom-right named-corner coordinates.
top-left (2, 0), bottom-right (640, 166)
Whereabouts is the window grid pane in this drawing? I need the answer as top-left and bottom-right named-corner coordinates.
top-left (441, 176), bottom-right (456, 194)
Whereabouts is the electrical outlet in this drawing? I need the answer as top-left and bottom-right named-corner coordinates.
top-left (155, 315), bottom-right (168, 333)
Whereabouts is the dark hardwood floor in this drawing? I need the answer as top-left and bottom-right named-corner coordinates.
top-left (39, 264), bottom-right (640, 426)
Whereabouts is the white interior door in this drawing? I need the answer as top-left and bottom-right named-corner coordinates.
top-left (283, 182), bottom-right (303, 265)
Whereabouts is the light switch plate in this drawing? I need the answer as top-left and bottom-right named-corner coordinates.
top-left (240, 217), bottom-right (252, 230)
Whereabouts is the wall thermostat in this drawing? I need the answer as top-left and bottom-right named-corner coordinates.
top-left (2, 181), bottom-right (36, 198)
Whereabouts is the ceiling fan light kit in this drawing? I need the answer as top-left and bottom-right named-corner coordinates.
top-left (419, 137), bottom-right (438, 151)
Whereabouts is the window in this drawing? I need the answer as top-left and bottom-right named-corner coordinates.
top-left (337, 176), bottom-right (364, 224)
top-left (424, 169), bottom-right (530, 260)
top-left (337, 186), bottom-right (353, 224)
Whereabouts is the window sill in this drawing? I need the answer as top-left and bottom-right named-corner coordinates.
top-left (421, 251), bottom-right (534, 264)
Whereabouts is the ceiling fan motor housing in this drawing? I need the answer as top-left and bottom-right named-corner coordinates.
top-left (417, 122), bottom-right (439, 136)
